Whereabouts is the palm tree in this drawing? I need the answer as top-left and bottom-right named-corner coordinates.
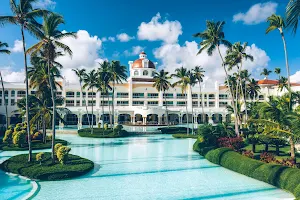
top-left (260, 68), bottom-right (272, 79)
top-left (27, 13), bottom-right (76, 162)
top-left (110, 61), bottom-right (127, 127)
top-left (247, 78), bottom-right (261, 102)
top-left (83, 69), bottom-right (98, 134)
top-left (172, 67), bottom-right (190, 135)
top-left (0, 42), bottom-right (10, 130)
top-left (153, 70), bottom-right (172, 127)
top-left (0, 0), bottom-right (49, 162)
top-left (73, 68), bottom-right (90, 128)
top-left (278, 76), bottom-right (289, 92)
top-left (274, 67), bottom-right (281, 80)
top-left (266, 14), bottom-right (291, 93)
top-left (193, 21), bottom-right (241, 136)
top-left (188, 72), bottom-right (197, 134)
top-left (286, 0), bottom-right (300, 34)
top-left (193, 66), bottom-right (205, 124)
top-left (240, 70), bottom-right (251, 123)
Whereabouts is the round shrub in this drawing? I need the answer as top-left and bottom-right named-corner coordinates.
top-left (54, 143), bottom-right (63, 155)
top-left (36, 152), bottom-right (45, 165)
top-left (13, 130), bottom-right (26, 147)
top-left (57, 146), bottom-right (71, 164)
top-left (104, 123), bottom-right (108, 130)
top-left (14, 126), bottom-right (22, 132)
top-left (3, 129), bottom-right (13, 143)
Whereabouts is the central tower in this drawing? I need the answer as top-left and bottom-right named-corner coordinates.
top-left (128, 52), bottom-right (157, 79)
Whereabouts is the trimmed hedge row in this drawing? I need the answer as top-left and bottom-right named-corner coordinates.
top-left (158, 127), bottom-right (191, 134)
top-left (205, 148), bottom-right (300, 199)
top-left (1, 139), bottom-right (68, 151)
top-left (78, 128), bottom-right (130, 138)
top-left (0, 152), bottom-right (94, 181)
top-left (172, 134), bottom-right (198, 139)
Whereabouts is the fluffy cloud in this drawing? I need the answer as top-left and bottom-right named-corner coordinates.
top-left (137, 13), bottom-right (182, 44)
top-left (55, 30), bottom-right (106, 83)
top-left (10, 40), bottom-right (23, 53)
top-left (34, 0), bottom-right (56, 9)
top-left (117, 33), bottom-right (135, 42)
top-left (101, 37), bottom-right (115, 42)
top-left (1, 66), bottom-right (25, 82)
top-left (233, 2), bottom-right (278, 25)
top-left (291, 71), bottom-right (300, 83)
top-left (154, 41), bottom-right (270, 84)
top-left (124, 46), bottom-right (144, 56)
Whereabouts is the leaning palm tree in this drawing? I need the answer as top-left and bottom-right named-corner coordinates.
top-left (110, 61), bottom-right (127, 127)
top-left (73, 68), bottom-right (90, 128)
top-left (193, 66), bottom-right (205, 124)
top-left (27, 13), bottom-right (76, 162)
top-left (172, 67), bottom-right (190, 135)
top-left (0, 0), bottom-right (49, 162)
top-left (193, 20), bottom-right (240, 136)
top-left (83, 69), bottom-right (98, 134)
top-left (286, 0), bottom-right (300, 34)
top-left (0, 42), bottom-right (10, 130)
top-left (153, 70), bottom-right (172, 127)
top-left (260, 68), bottom-right (272, 79)
top-left (266, 14), bottom-right (291, 93)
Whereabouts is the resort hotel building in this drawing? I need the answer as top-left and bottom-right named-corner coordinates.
top-left (1, 52), bottom-right (300, 128)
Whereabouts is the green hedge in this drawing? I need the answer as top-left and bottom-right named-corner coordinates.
top-left (172, 134), bottom-right (198, 139)
top-left (1, 139), bottom-right (68, 151)
top-left (205, 148), bottom-right (300, 199)
top-left (193, 138), bottom-right (217, 156)
top-left (78, 128), bottom-right (130, 138)
top-left (0, 152), bottom-right (94, 181)
top-left (158, 127), bottom-right (191, 134)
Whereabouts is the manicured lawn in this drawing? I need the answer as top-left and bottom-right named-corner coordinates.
top-left (1, 139), bottom-right (68, 151)
top-left (172, 134), bottom-right (198, 139)
top-left (78, 128), bottom-right (130, 138)
top-left (0, 152), bottom-right (94, 181)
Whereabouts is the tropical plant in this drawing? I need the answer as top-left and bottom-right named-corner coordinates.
top-left (172, 67), bottom-right (190, 134)
top-left (274, 67), bottom-right (281, 80)
top-left (0, 41), bottom-right (10, 54)
top-left (0, 71), bottom-right (9, 130)
top-left (286, 0), bottom-right (300, 33)
top-left (73, 68), bottom-right (90, 127)
top-left (0, 0), bottom-right (49, 162)
top-left (247, 78), bottom-right (261, 101)
top-left (261, 68), bottom-right (272, 79)
top-left (193, 66), bottom-right (205, 124)
top-left (153, 69), bottom-right (172, 127)
top-left (188, 71), bottom-right (197, 134)
top-left (278, 76), bottom-right (289, 92)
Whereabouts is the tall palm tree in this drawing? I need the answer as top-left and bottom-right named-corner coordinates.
top-left (193, 21), bottom-right (240, 136)
top-left (260, 68), bottom-right (272, 79)
top-left (73, 68), bottom-right (90, 128)
top-left (153, 70), bottom-right (172, 127)
top-left (247, 78), bottom-right (261, 102)
top-left (83, 69), bottom-right (98, 134)
top-left (286, 0), bottom-right (300, 34)
top-left (188, 72), bottom-right (197, 134)
top-left (0, 42), bottom-right (10, 130)
top-left (240, 70), bottom-right (251, 123)
top-left (110, 61), bottom-right (127, 127)
top-left (172, 67), bottom-right (190, 135)
top-left (274, 67), bottom-right (281, 80)
top-left (0, 0), bottom-right (48, 162)
top-left (266, 14), bottom-right (291, 93)
top-left (193, 66), bottom-right (205, 124)
top-left (278, 76), bottom-right (289, 92)
top-left (27, 13), bottom-right (76, 162)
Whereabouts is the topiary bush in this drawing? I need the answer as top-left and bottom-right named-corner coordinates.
top-left (104, 123), bottom-right (108, 130)
top-left (12, 130), bottom-right (26, 147)
top-left (3, 129), bottom-right (13, 144)
top-left (54, 143), bottom-right (63, 155)
top-left (36, 152), bottom-right (45, 165)
top-left (57, 146), bottom-right (71, 164)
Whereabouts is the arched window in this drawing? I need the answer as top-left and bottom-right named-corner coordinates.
top-left (152, 71), bottom-right (155, 77)
top-left (259, 95), bottom-right (264, 100)
top-left (143, 70), bottom-right (148, 76)
top-left (134, 70), bottom-right (139, 76)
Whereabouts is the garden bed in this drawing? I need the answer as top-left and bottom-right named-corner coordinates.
top-left (0, 152), bottom-right (94, 181)
top-left (78, 128), bottom-right (130, 138)
top-left (158, 127), bottom-right (192, 134)
top-left (172, 134), bottom-right (198, 139)
top-left (1, 139), bottom-right (68, 151)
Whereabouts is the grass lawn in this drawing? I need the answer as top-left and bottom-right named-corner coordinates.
top-left (1, 139), bottom-right (68, 151)
top-left (0, 152), bottom-right (94, 181)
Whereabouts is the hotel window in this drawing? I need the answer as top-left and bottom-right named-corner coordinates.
top-left (76, 92), bottom-right (80, 98)
top-left (147, 93), bottom-right (158, 98)
top-left (76, 100), bottom-right (80, 106)
top-left (66, 100), bottom-right (74, 107)
top-left (209, 94), bottom-right (215, 99)
top-left (163, 93), bottom-right (173, 99)
top-left (100, 92), bottom-right (112, 97)
top-left (82, 92), bottom-right (86, 98)
top-left (134, 70), bottom-right (139, 76)
top-left (117, 101), bottom-right (129, 106)
top-left (133, 93), bottom-right (144, 98)
top-left (192, 94), bottom-right (198, 99)
top-left (148, 101), bottom-right (158, 106)
top-left (117, 93), bottom-right (128, 98)
top-left (4, 90), bottom-right (8, 97)
top-left (163, 101), bottom-right (174, 106)
top-left (176, 93), bottom-right (186, 99)
top-left (82, 100), bottom-right (86, 106)
top-left (0, 91), bottom-right (2, 97)
top-left (259, 95), bottom-right (264, 100)
top-left (200, 101), bottom-right (207, 107)
top-left (204, 94), bottom-right (207, 98)
top-left (152, 71), bottom-right (155, 77)
top-left (56, 91), bottom-right (62, 96)
top-left (192, 101), bottom-right (198, 107)
top-left (133, 101), bottom-right (144, 106)
top-left (17, 91), bottom-right (25, 97)
top-left (143, 70), bottom-right (148, 76)
top-left (66, 91), bottom-right (74, 98)
top-left (88, 92), bottom-right (96, 98)
top-left (11, 99), bottom-right (15, 106)
top-left (177, 101), bottom-right (186, 106)
top-left (0, 99), bottom-right (2, 106)
top-left (219, 102), bottom-right (228, 107)
top-left (219, 94), bottom-right (228, 99)
top-left (11, 90), bottom-right (15, 97)
top-left (88, 100), bottom-right (96, 106)
top-left (5, 99), bottom-right (8, 105)
top-left (209, 102), bottom-right (215, 107)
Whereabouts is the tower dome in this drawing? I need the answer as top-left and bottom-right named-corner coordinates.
top-left (131, 52), bottom-right (156, 69)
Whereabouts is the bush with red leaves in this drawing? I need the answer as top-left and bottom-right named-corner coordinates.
top-left (217, 137), bottom-right (245, 151)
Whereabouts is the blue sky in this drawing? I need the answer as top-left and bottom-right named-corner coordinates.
top-left (0, 0), bottom-right (299, 83)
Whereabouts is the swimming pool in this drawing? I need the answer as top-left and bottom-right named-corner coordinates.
top-left (0, 134), bottom-right (295, 200)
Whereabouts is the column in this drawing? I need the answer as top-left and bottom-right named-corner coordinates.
top-left (179, 115), bottom-right (182, 124)
top-left (222, 115), bottom-right (226, 123)
top-left (143, 117), bottom-right (147, 125)
top-left (208, 114), bottom-right (213, 124)
top-left (158, 91), bottom-right (163, 106)
top-left (158, 116), bottom-right (162, 125)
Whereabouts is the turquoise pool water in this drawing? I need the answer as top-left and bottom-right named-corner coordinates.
top-left (0, 134), bottom-right (295, 200)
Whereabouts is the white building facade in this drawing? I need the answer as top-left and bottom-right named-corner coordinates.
top-left (1, 52), bottom-right (300, 127)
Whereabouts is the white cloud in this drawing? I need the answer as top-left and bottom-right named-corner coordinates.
top-left (108, 37), bottom-right (115, 42)
top-left (116, 33), bottom-right (135, 42)
top-left (291, 71), bottom-right (300, 83)
top-left (10, 40), bottom-right (23, 53)
top-left (34, 0), bottom-right (56, 9)
top-left (1, 66), bottom-right (25, 82)
top-left (55, 30), bottom-right (106, 83)
top-left (233, 2), bottom-right (278, 25)
top-left (137, 13), bottom-right (182, 44)
top-left (101, 37), bottom-right (108, 42)
top-left (153, 41), bottom-right (270, 84)
top-left (124, 46), bottom-right (144, 56)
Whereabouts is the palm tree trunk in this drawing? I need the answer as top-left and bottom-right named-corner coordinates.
top-left (289, 137), bottom-right (296, 162)
top-left (42, 118), bottom-right (46, 144)
top-left (217, 44), bottom-right (239, 136)
top-left (164, 90), bottom-right (169, 127)
top-left (91, 88), bottom-right (94, 134)
top-left (0, 72), bottom-right (8, 130)
top-left (185, 90), bottom-right (189, 135)
top-left (199, 82), bottom-right (204, 124)
top-left (21, 26), bottom-right (32, 162)
top-left (108, 93), bottom-right (112, 129)
top-left (80, 82), bottom-right (90, 128)
top-left (102, 94), bottom-right (104, 135)
top-left (190, 86), bottom-right (194, 135)
top-left (112, 81), bottom-right (115, 127)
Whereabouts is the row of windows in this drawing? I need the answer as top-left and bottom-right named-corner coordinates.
top-left (134, 70), bottom-right (154, 76)
top-left (0, 90), bottom-right (26, 97)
